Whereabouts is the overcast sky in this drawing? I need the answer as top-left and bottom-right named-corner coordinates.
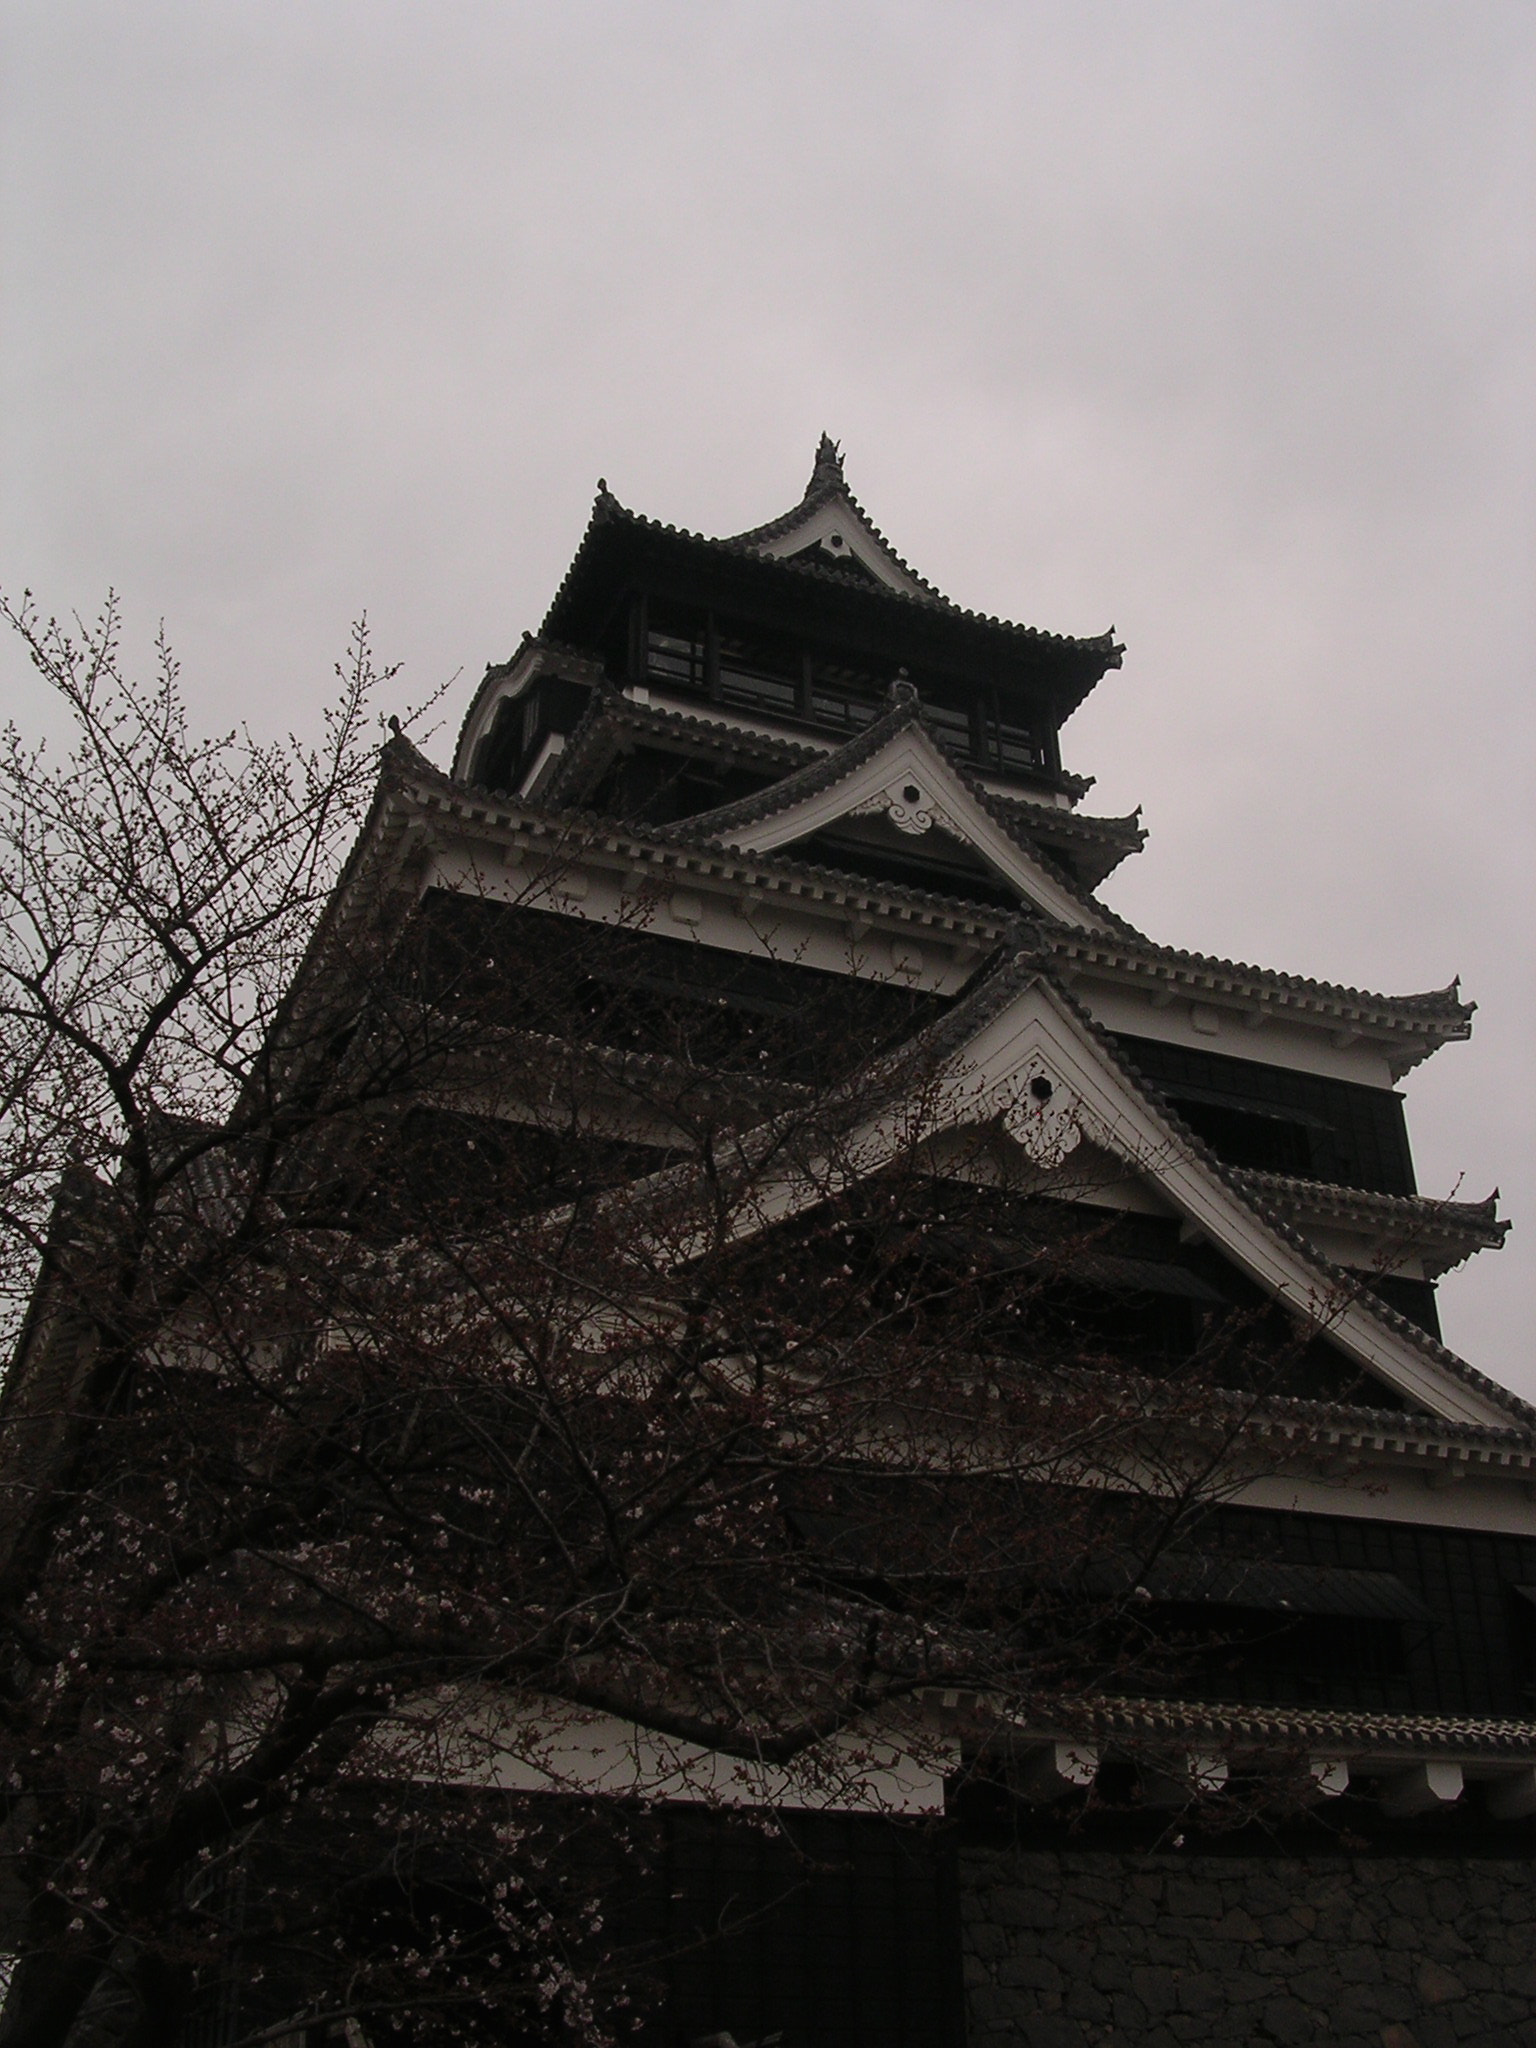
top-left (2, 1), bottom-right (1532, 1395)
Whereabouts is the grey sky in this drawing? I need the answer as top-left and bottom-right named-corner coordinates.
top-left (3, 1), bottom-right (1533, 1393)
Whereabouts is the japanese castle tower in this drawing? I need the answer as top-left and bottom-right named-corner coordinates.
top-left (454, 437), bottom-right (1515, 1415)
top-left (418, 441), bottom-right (1534, 2041)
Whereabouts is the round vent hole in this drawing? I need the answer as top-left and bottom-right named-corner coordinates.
top-left (1029, 1076), bottom-right (1054, 1103)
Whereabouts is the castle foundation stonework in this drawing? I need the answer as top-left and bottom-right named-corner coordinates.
top-left (959, 1847), bottom-right (1536, 2047)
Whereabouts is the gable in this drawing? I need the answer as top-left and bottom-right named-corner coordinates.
top-left (684, 719), bottom-right (1113, 932)
top-left (753, 494), bottom-right (930, 599)
top-left (701, 966), bottom-right (1521, 1430)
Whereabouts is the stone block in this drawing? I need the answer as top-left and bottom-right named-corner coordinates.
top-left (1098, 1923), bottom-right (1146, 1958)
top-left (1191, 1939), bottom-right (1241, 1974)
top-left (1091, 1954), bottom-right (1133, 1994)
top-left (991, 1885), bottom-right (1058, 1930)
top-left (1167, 2016), bottom-right (1213, 2041)
top-left (998, 1955), bottom-right (1063, 1994)
top-left (1263, 1914), bottom-right (1313, 1947)
top-left (966, 1983), bottom-right (1018, 2024)
top-left (1246, 1876), bottom-right (1299, 1915)
top-left (1063, 1985), bottom-right (1111, 2023)
top-left (1416, 1962), bottom-right (1466, 2007)
top-left (1428, 1882), bottom-right (1465, 1924)
top-left (1165, 1879), bottom-right (1225, 1919)
top-left (1055, 1895), bottom-right (1107, 1933)
top-left (1147, 1934), bottom-right (1195, 1967)
top-left (1259, 1997), bottom-right (1316, 2045)
top-left (1217, 1970), bottom-right (1270, 2005)
top-left (967, 1920), bottom-right (1007, 1960)
top-left (1479, 1992), bottom-right (1534, 2024)
top-left (1388, 1880), bottom-right (1432, 1921)
top-left (1112, 1992), bottom-right (1149, 2031)
top-left (1020, 2016), bottom-right (1084, 2048)
top-left (1176, 1972), bottom-right (1226, 2015)
top-left (1339, 1948), bottom-right (1386, 1986)
top-left (1132, 1967), bottom-right (1180, 2017)
top-left (1066, 1873), bottom-right (1123, 1907)
top-left (1366, 1985), bottom-right (1418, 2024)
top-left (1379, 2028), bottom-right (1421, 2048)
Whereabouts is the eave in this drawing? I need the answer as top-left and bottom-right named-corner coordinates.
top-left (1049, 930), bottom-right (1474, 1078)
top-left (1234, 1172), bottom-right (1508, 1280)
top-left (541, 495), bottom-right (1121, 723)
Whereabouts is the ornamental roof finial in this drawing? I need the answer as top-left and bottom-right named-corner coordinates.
top-left (809, 433), bottom-right (845, 492)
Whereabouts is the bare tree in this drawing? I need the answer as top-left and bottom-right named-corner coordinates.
top-left (0, 599), bottom-right (1322, 2048)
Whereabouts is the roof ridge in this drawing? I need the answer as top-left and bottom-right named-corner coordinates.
top-left (722, 437), bottom-right (953, 606)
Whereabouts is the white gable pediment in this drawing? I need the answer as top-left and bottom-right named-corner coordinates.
top-left (724, 970), bottom-right (1516, 1430)
top-left (703, 723), bottom-right (1111, 933)
top-left (754, 494), bottom-right (929, 599)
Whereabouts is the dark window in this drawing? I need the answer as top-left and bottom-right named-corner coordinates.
top-left (717, 623), bottom-right (801, 717)
top-left (808, 656), bottom-right (884, 731)
top-left (1113, 1035), bottom-right (1418, 1194)
top-left (647, 625), bottom-right (705, 690)
top-left (1191, 1506), bottom-right (1536, 1719)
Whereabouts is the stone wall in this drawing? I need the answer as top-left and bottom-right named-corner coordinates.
top-left (960, 1849), bottom-right (1536, 2048)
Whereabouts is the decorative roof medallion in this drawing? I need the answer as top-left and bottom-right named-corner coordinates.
top-left (849, 774), bottom-right (961, 838)
top-left (1000, 1067), bottom-right (1084, 1170)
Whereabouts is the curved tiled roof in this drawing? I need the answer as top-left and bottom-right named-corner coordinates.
top-left (1028, 1694), bottom-right (1536, 1762)
top-left (374, 747), bottom-right (1529, 1427)
top-left (1080, 990), bottom-right (1535, 1428)
top-left (543, 481), bottom-right (1124, 665)
top-left (660, 698), bottom-right (1139, 936)
top-left (538, 691), bottom-right (826, 808)
top-left (850, 947), bottom-right (1533, 1428)
top-left (396, 747), bottom-right (1032, 946)
top-left (1234, 1171), bottom-right (1508, 1274)
top-left (450, 635), bottom-right (607, 778)
top-left (1047, 929), bottom-right (1473, 1052)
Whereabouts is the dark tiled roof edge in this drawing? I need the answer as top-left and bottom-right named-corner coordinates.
top-left (544, 488), bottom-right (1124, 661)
top-left (1234, 1171), bottom-right (1508, 1244)
top-left (397, 750), bottom-right (1033, 943)
top-left (450, 634), bottom-right (607, 773)
top-left (1010, 1693), bottom-right (1536, 1759)
top-left (1049, 931), bottom-right (1474, 1031)
top-left (538, 692), bottom-right (828, 807)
